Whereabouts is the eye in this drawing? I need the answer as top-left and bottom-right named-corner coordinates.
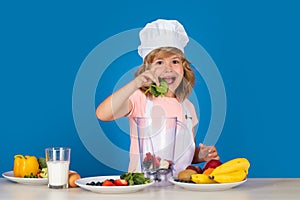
top-left (172, 59), bottom-right (180, 64)
top-left (155, 60), bottom-right (164, 65)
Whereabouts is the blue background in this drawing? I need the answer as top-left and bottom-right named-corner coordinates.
top-left (1, 0), bottom-right (299, 178)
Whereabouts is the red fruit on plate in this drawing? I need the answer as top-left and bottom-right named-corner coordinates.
top-left (203, 159), bottom-right (222, 171)
top-left (114, 179), bottom-right (128, 186)
top-left (186, 165), bottom-right (203, 174)
top-left (102, 180), bottom-right (116, 186)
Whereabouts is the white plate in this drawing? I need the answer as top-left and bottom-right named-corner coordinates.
top-left (2, 171), bottom-right (48, 185)
top-left (169, 177), bottom-right (247, 191)
top-left (75, 175), bottom-right (155, 194)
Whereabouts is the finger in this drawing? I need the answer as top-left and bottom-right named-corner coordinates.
top-left (213, 156), bottom-right (220, 160)
top-left (139, 76), bottom-right (152, 86)
top-left (151, 65), bottom-right (166, 84)
top-left (208, 146), bottom-right (216, 153)
top-left (147, 70), bottom-right (160, 85)
top-left (208, 152), bottom-right (219, 159)
top-left (199, 143), bottom-right (204, 148)
top-left (143, 80), bottom-right (153, 87)
top-left (154, 65), bottom-right (167, 77)
top-left (143, 71), bottom-right (158, 85)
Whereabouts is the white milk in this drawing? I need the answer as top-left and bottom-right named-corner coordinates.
top-left (47, 161), bottom-right (70, 187)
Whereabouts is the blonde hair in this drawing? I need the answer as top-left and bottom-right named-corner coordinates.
top-left (135, 47), bottom-right (195, 102)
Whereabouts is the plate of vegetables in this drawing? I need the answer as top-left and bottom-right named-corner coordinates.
top-left (75, 173), bottom-right (155, 194)
top-left (2, 170), bottom-right (48, 185)
top-left (2, 154), bottom-right (48, 185)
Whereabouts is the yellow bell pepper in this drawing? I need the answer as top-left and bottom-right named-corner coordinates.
top-left (13, 154), bottom-right (39, 178)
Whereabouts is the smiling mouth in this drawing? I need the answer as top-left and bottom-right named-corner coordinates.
top-left (161, 77), bottom-right (176, 84)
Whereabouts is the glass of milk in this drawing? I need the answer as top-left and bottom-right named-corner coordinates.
top-left (45, 147), bottom-right (71, 189)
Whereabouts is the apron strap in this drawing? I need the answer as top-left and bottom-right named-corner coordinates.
top-left (145, 98), bottom-right (153, 118)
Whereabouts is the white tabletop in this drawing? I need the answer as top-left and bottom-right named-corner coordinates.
top-left (1, 178), bottom-right (299, 200)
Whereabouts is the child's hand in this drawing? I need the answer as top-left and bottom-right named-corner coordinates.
top-left (197, 143), bottom-right (220, 162)
top-left (134, 65), bottom-right (167, 88)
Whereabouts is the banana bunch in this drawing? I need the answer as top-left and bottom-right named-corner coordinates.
top-left (209, 158), bottom-right (250, 183)
top-left (191, 174), bottom-right (217, 184)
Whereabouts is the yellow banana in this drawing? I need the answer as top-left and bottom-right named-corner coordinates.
top-left (210, 169), bottom-right (247, 183)
top-left (191, 174), bottom-right (217, 184)
top-left (210, 158), bottom-right (250, 175)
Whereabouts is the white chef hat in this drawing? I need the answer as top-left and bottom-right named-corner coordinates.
top-left (138, 19), bottom-right (189, 59)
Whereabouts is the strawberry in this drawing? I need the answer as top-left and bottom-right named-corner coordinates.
top-left (102, 179), bottom-right (116, 186)
top-left (114, 179), bottom-right (128, 186)
top-left (144, 152), bottom-right (153, 162)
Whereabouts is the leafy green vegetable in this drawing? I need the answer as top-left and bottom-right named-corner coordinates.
top-left (145, 78), bottom-right (169, 97)
top-left (37, 157), bottom-right (47, 169)
top-left (120, 172), bottom-right (151, 185)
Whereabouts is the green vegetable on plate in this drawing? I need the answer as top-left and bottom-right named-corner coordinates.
top-left (37, 157), bottom-right (47, 169)
top-left (120, 172), bottom-right (151, 185)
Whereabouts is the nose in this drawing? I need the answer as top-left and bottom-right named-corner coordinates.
top-left (164, 67), bottom-right (173, 74)
top-left (163, 64), bottom-right (173, 73)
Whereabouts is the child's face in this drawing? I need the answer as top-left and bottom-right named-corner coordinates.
top-left (151, 54), bottom-right (184, 97)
